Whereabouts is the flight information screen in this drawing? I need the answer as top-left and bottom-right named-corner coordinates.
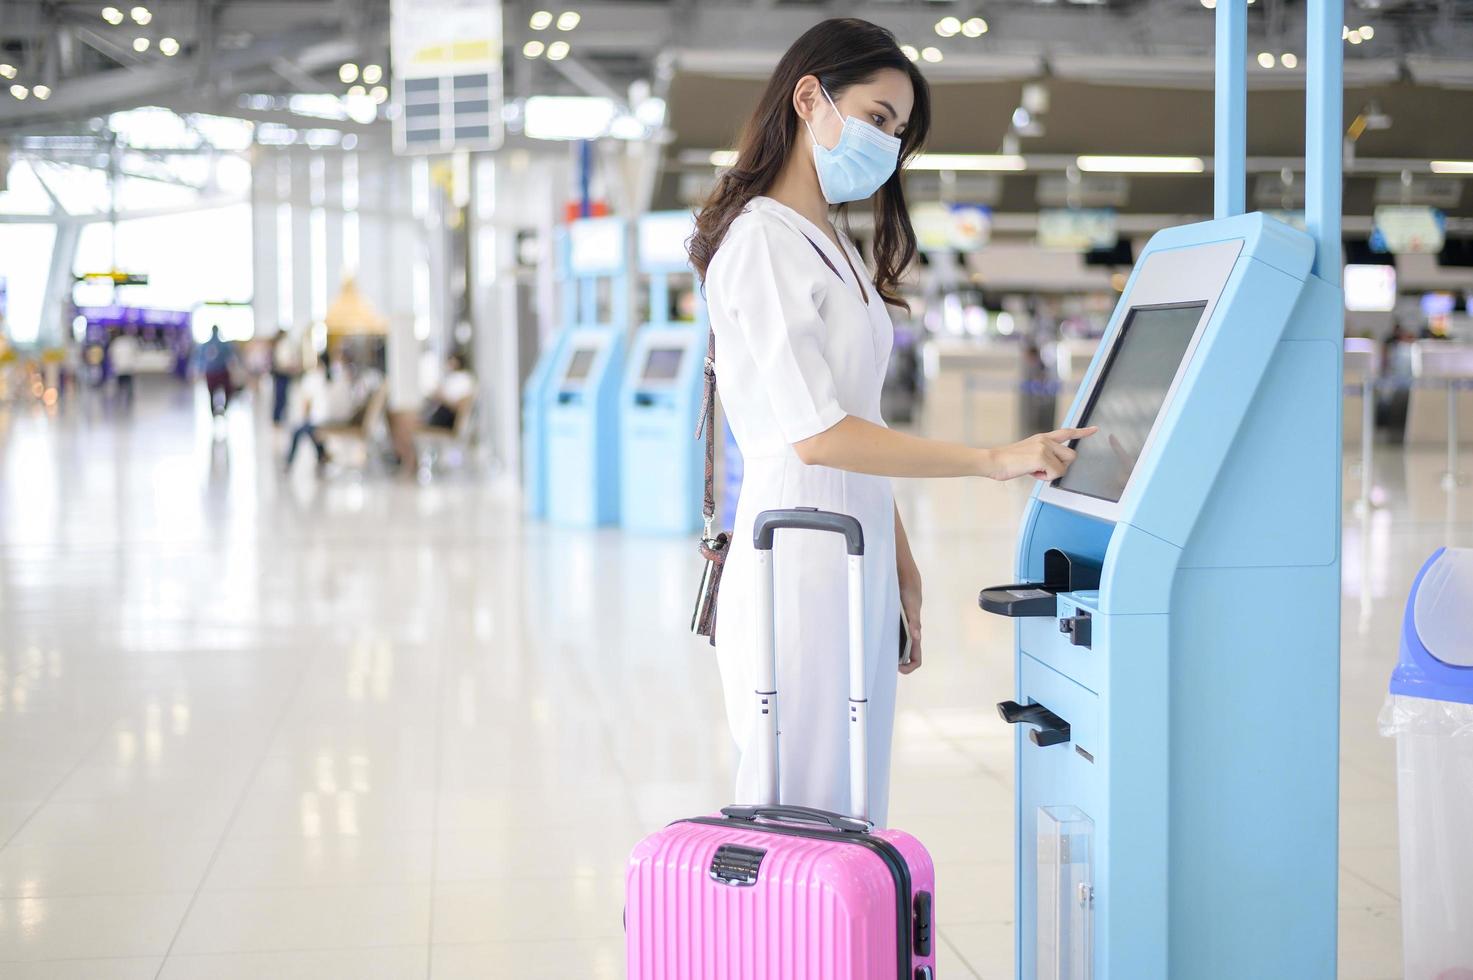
top-left (1054, 302), bottom-right (1206, 502)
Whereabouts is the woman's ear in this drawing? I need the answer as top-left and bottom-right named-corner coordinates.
top-left (792, 74), bottom-right (822, 123)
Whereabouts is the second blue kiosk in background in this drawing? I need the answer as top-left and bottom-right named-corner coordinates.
top-left (619, 211), bottom-right (709, 535)
top-left (543, 216), bottom-right (628, 527)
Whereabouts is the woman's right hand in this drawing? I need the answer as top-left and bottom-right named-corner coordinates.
top-left (979, 427), bottom-right (1097, 482)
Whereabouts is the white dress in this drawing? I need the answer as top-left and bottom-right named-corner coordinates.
top-left (706, 195), bottom-right (901, 827)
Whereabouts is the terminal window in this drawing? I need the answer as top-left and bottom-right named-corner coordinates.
top-left (1055, 301), bottom-right (1206, 503)
top-left (643, 347), bottom-right (684, 382)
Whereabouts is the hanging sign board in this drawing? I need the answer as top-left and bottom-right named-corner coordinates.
top-left (1371, 206), bottom-right (1445, 255)
top-left (912, 203), bottom-right (993, 253)
top-left (391, 0), bottom-right (504, 154)
top-left (1037, 209), bottom-right (1118, 251)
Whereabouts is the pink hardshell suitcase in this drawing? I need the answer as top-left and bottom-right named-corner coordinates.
top-left (626, 508), bottom-right (938, 980)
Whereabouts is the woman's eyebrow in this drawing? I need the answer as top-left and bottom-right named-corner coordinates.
top-left (875, 99), bottom-right (897, 119)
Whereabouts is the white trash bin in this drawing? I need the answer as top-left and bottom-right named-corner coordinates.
top-left (1379, 547), bottom-right (1473, 980)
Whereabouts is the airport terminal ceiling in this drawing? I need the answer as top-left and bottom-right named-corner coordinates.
top-left (3, 0), bottom-right (1473, 221)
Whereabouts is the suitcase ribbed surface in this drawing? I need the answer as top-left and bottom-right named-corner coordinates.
top-left (626, 819), bottom-right (900, 979)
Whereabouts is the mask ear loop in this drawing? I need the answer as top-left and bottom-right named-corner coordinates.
top-left (802, 84), bottom-right (844, 151)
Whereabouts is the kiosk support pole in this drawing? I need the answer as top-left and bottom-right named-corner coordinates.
top-left (1306, 0), bottom-right (1344, 286)
top-left (1214, 0), bottom-right (1247, 219)
top-left (1443, 379), bottom-right (1463, 490)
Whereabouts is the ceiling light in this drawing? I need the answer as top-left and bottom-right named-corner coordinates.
top-left (1257, 51), bottom-right (1274, 68)
top-left (900, 44), bottom-right (919, 62)
top-left (1358, 25), bottom-right (1374, 39)
top-left (133, 36), bottom-right (150, 52)
top-left (347, 84), bottom-right (366, 98)
top-left (1430, 160), bottom-right (1473, 174)
top-left (159, 36), bottom-right (179, 56)
top-left (1348, 32), bottom-right (1362, 44)
top-left (1281, 52), bottom-right (1298, 68)
top-left (921, 46), bottom-right (943, 63)
top-left (935, 16), bottom-right (961, 37)
top-left (362, 64), bottom-right (382, 84)
top-left (522, 40), bottom-right (545, 58)
top-left (0, 65), bottom-right (15, 80)
top-left (909, 153), bottom-right (1027, 172)
top-left (1200, 0), bottom-right (1216, 7)
top-left (547, 40), bottom-right (570, 60)
top-left (961, 17), bottom-right (988, 36)
top-left (529, 10), bottom-right (553, 29)
top-left (101, 7), bottom-right (124, 25)
top-left (710, 150), bottom-right (737, 167)
top-left (556, 11), bottom-right (581, 30)
top-left (339, 63), bottom-right (359, 83)
top-left (370, 85), bottom-right (388, 104)
top-left (10, 84), bottom-right (27, 100)
top-left (1076, 154), bottom-right (1205, 174)
top-left (130, 6), bottom-right (151, 24)
top-left (32, 84), bottom-right (50, 100)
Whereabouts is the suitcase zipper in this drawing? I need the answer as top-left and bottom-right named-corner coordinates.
top-left (681, 816), bottom-right (915, 980)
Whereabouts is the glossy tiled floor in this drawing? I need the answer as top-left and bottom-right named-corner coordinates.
top-left (0, 382), bottom-right (1468, 979)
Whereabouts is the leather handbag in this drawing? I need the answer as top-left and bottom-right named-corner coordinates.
top-left (690, 331), bottom-right (730, 645)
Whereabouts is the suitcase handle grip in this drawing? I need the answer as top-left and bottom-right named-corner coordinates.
top-left (753, 508), bottom-right (864, 556)
top-left (721, 804), bottom-right (870, 834)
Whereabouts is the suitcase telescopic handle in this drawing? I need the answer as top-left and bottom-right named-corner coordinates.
top-left (720, 804), bottom-right (869, 834)
top-left (750, 507), bottom-right (870, 823)
top-left (752, 508), bottom-right (864, 556)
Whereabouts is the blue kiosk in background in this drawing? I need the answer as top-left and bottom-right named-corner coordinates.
top-left (542, 216), bottom-right (629, 527)
top-left (521, 229), bottom-right (575, 520)
top-left (978, 1), bottom-right (1344, 977)
top-left (619, 212), bottom-right (708, 535)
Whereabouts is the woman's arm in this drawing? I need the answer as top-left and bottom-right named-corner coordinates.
top-left (793, 415), bottom-right (1096, 482)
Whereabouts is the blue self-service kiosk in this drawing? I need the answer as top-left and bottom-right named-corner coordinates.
top-left (978, 2), bottom-right (1344, 977)
top-left (544, 216), bottom-right (630, 527)
top-left (521, 230), bottom-right (575, 519)
top-left (619, 212), bottom-right (708, 535)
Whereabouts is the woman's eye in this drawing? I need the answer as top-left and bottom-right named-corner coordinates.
top-left (872, 115), bottom-right (886, 127)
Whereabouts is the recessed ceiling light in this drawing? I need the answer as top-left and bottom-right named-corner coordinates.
top-left (1281, 52), bottom-right (1298, 68)
top-left (159, 36), bottom-right (179, 56)
top-left (130, 5), bottom-right (151, 25)
top-left (32, 84), bottom-right (50, 100)
top-left (362, 64), bottom-right (383, 84)
top-left (10, 84), bottom-right (28, 100)
top-left (900, 45), bottom-right (919, 62)
top-left (556, 11), bottom-right (580, 30)
top-left (935, 16), bottom-right (960, 37)
top-left (132, 36), bottom-right (150, 52)
top-left (529, 10), bottom-right (553, 29)
top-left (961, 17), bottom-right (988, 36)
top-left (921, 46), bottom-right (943, 63)
top-left (522, 40), bottom-right (545, 58)
top-left (547, 40), bottom-right (570, 60)
top-left (339, 63), bottom-right (359, 84)
top-left (1257, 51), bottom-right (1275, 68)
top-left (0, 64), bottom-right (15, 80)
top-left (370, 85), bottom-right (388, 104)
top-left (101, 6), bottom-right (124, 25)
top-left (1358, 25), bottom-right (1374, 39)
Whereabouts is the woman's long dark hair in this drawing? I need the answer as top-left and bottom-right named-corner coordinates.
top-left (688, 18), bottom-right (931, 308)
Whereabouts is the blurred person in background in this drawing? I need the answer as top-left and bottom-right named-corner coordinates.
top-left (285, 349), bottom-right (358, 471)
top-left (270, 328), bottom-right (301, 426)
top-left (109, 331), bottom-right (139, 408)
top-left (422, 351), bottom-right (476, 431)
top-left (196, 326), bottom-right (239, 419)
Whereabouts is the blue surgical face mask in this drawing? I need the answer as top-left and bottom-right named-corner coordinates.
top-left (804, 86), bottom-right (902, 205)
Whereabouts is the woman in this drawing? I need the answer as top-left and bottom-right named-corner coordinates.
top-left (690, 17), bottom-right (1094, 826)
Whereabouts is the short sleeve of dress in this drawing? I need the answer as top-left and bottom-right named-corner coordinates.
top-left (718, 220), bottom-right (847, 445)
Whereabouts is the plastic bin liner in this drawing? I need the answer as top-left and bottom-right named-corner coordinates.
top-left (1379, 695), bottom-right (1473, 740)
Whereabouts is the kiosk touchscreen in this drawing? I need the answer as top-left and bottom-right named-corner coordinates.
top-left (619, 211), bottom-right (708, 535)
top-left (541, 216), bottom-right (630, 528)
top-left (978, 3), bottom-right (1345, 975)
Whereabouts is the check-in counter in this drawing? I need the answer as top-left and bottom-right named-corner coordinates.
top-left (1406, 342), bottom-right (1473, 447)
top-left (921, 340), bottom-right (1023, 445)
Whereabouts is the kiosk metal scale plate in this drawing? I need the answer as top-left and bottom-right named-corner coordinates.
top-left (978, 2), bottom-right (1345, 977)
